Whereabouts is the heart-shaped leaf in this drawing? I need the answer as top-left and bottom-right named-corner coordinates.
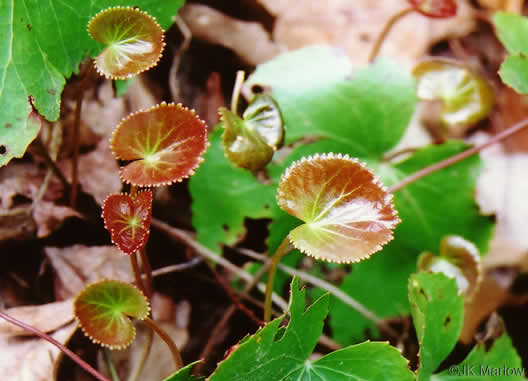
top-left (418, 235), bottom-right (482, 299)
top-left (276, 153), bottom-right (400, 263)
top-left (102, 191), bottom-right (153, 255)
top-left (74, 280), bottom-right (150, 349)
top-left (221, 94), bottom-right (284, 171)
top-left (413, 59), bottom-right (494, 130)
top-left (111, 102), bottom-right (209, 186)
top-left (88, 6), bottom-right (165, 79)
top-left (408, 0), bottom-right (457, 18)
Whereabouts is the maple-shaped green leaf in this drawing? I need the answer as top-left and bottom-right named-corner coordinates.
top-left (102, 190), bottom-right (153, 255)
top-left (277, 153), bottom-right (400, 263)
top-left (0, 0), bottom-right (183, 167)
top-left (408, 0), bottom-right (457, 18)
top-left (74, 280), bottom-right (150, 349)
top-left (220, 95), bottom-right (284, 171)
top-left (413, 59), bottom-right (494, 129)
top-left (164, 362), bottom-right (203, 381)
top-left (418, 235), bottom-right (482, 299)
top-left (111, 102), bottom-right (208, 187)
top-left (88, 6), bottom-right (165, 79)
top-left (493, 12), bottom-right (528, 94)
top-left (409, 272), bottom-right (464, 381)
top-left (432, 331), bottom-right (525, 380)
top-left (189, 128), bottom-right (275, 252)
top-left (206, 277), bottom-right (414, 381)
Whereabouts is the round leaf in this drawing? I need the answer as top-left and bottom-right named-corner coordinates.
top-left (408, 0), bottom-right (457, 18)
top-left (221, 94), bottom-right (284, 171)
top-left (277, 153), bottom-right (400, 263)
top-left (413, 59), bottom-right (494, 129)
top-left (418, 235), bottom-right (482, 298)
top-left (88, 6), bottom-right (165, 79)
top-left (102, 191), bottom-right (153, 255)
top-left (111, 102), bottom-right (209, 186)
top-left (74, 280), bottom-right (150, 349)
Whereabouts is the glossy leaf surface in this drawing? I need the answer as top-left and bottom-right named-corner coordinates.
top-left (74, 280), bottom-right (150, 349)
top-left (205, 277), bottom-right (414, 381)
top-left (0, 0), bottom-right (182, 167)
top-left (418, 235), bottom-right (482, 298)
top-left (102, 191), bottom-right (153, 255)
top-left (408, 0), bottom-right (457, 18)
top-left (277, 153), bottom-right (399, 263)
top-left (221, 95), bottom-right (284, 171)
top-left (111, 102), bottom-right (208, 186)
top-left (413, 59), bottom-right (494, 128)
top-left (494, 12), bottom-right (528, 94)
top-left (409, 272), bottom-right (464, 381)
top-left (88, 6), bottom-right (165, 79)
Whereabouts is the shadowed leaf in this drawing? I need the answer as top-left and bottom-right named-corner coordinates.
top-left (277, 153), bottom-right (399, 263)
top-left (88, 6), bottom-right (165, 79)
top-left (111, 102), bottom-right (208, 186)
top-left (408, 0), bottom-right (457, 18)
top-left (102, 191), bottom-right (153, 255)
top-left (74, 280), bottom-right (150, 349)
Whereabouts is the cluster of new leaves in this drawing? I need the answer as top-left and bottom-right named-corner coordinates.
top-left (190, 46), bottom-right (495, 344)
top-left (165, 275), bottom-right (524, 381)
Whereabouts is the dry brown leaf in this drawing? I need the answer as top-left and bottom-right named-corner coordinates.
top-left (45, 245), bottom-right (133, 300)
top-left (180, 4), bottom-right (282, 66)
top-left (126, 75), bottom-right (161, 113)
top-left (33, 201), bottom-right (81, 238)
top-left (0, 299), bottom-right (73, 336)
top-left (0, 321), bottom-right (77, 381)
top-left (476, 0), bottom-right (523, 12)
top-left (259, 0), bottom-right (476, 68)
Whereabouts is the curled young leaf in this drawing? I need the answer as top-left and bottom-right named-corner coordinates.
top-left (74, 280), bottom-right (150, 349)
top-left (418, 235), bottom-right (482, 298)
top-left (102, 191), bottom-right (153, 255)
top-left (413, 59), bottom-right (494, 131)
top-left (408, 0), bottom-right (457, 18)
top-left (88, 6), bottom-right (165, 79)
top-left (111, 102), bottom-right (209, 186)
top-left (277, 153), bottom-right (400, 263)
top-left (221, 94), bottom-right (284, 171)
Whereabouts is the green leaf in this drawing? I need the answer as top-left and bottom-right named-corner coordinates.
top-left (246, 47), bottom-right (416, 156)
top-left (432, 332), bottom-right (525, 380)
top-left (208, 277), bottom-right (413, 381)
top-left (189, 128), bottom-right (275, 251)
top-left (74, 280), bottom-right (150, 349)
top-left (409, 272), bottom-right (464, 381)
top-left (164, 362), bottom-right (203, 381)
top-left (493, 12), bottom-right (528, 93)
top-left (0, 0), bottom-right (183, 167)
top-left (499, 54), bottom-right (528, 94)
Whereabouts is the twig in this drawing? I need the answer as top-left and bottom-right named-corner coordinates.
top-left (151, 257), bottom-right (203, 277)
top-left (369, 7), bottom-right (414, 62)
top-left (0, 310), bottom-right (109, 381)
top-left (388, 117), bottom-right (528, 193)
top-left (33, 138), bottom-right (70, 190)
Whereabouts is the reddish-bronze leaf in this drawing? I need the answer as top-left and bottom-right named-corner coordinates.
top-left (74, 280), bottom-right (150, 349)
top-left (277, 153), bottom-right (400, 263)
top-left (408, 0), bottom-right (457, 18)
top-left (88, 6), bottom-right (165, 79)
top-left (102, 191), bottom-right (153, 255)
top-left (111, 102), bottom-right (209, 186)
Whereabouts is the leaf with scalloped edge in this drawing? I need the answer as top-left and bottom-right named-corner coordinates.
top-left (276, 153), bottom-right (400, 263)
top-left (413, 59), bottom-right (494, 130)
top-left (111, 102), bottom-right (208, 187)
top-left (418, 235), bottom-right (482, 299)
top-left (74, 280), bottom-right (150, 349)
top-left (88, 6), bottom-right (165, 79)
top-left (408, 0), bottom-right (457, 18)
top-left (221, 95), bottom-right (284, 171)
top-left (102, 191), bottom-right (153, 255)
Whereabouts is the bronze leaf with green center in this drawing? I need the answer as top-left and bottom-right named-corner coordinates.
top-left (74, 280), bottom-right (150, 349)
